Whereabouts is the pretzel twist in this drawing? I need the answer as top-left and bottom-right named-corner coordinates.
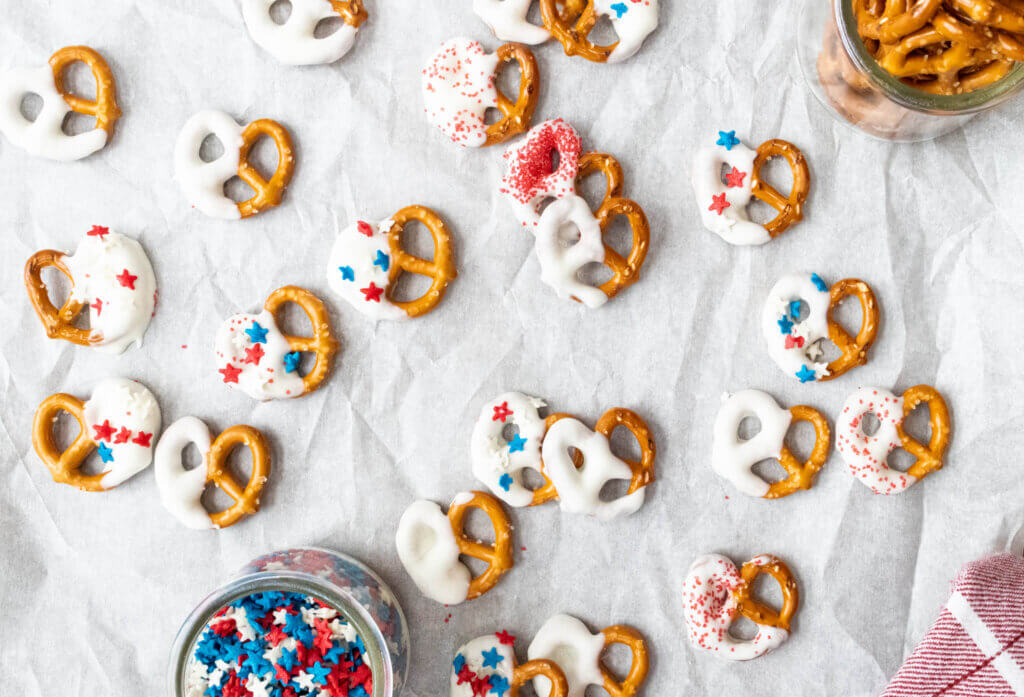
top-left (236, 119), bottom-right (296, 218)
top-left (898, 385), bottom-right (953, 480)
top-left (329, 0), bottom-right (368, 27)
top-left (539, 0), bottom-right (617, 62)
top-left (483, 43), bottom-right (541, 147)
top-left (24, 250), bottom-right (96, 347)
top-left (823, 278), bottom-right (880, 381)
top-left (576, 152), bottom-right (650, 301)
top-left (206, 425), bottom-right (271, 528)
top-left (447, 491), bottom-right (514, 600)
top-left (32, 393), bottom-right (105, 491)
top-left (750, 140), bottom-right (811, 239)
top-left (733, 557), bottom-right (800, 632)
top-left (764, 405), bottom-right (832, 499)
top-left (49, 46), bottom-right (121, 135)
top-left (263, 286), bottom-right (339, 395)
top-left (600, 625), bottom-right (650, 697)
top-left (386, 205), bottom-right (458, 318)
top-left (512, 659), bottom-right (569, 697)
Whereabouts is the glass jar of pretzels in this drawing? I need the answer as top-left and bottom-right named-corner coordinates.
top-left (798, 0), bottom-right (1024, 141)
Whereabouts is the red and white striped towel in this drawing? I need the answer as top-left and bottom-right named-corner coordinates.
top-left (883, 553), bottom-right (1024, 696)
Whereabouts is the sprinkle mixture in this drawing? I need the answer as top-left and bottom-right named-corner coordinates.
top-left (185, 590), bottom-right (373, 697)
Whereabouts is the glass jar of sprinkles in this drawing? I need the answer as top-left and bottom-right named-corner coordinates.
top-left (796, 0), bottom-right (1024, 141)
top-left (168, 548), bottom-right (409, 697)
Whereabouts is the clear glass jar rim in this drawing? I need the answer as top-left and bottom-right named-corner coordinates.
top-left (835, 0), bottom-right (1024, 113)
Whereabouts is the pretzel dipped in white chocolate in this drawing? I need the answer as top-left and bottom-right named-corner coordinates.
top-left (471, 392), bottom-right (549, 507)
top-left (241, 0), bottom-right (367, 65)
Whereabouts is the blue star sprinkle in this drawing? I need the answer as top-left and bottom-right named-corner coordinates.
top-left (810, 273), bottom-right (828, 292)
top-left (489, 675), bottom-right (510, 697)
top-left (284, 611), bottom-right (306, 635)
top-left (309, 661), bottom-right (332, 685)
top-left (796, 365), bottom-right (817, 383)
top-left (481, 647), bottom-right (503, 669)
top-left (716, 130), bottom-right (741, 150)
top-left (508, 434), bottom-right (527, 454)
top-left (499, 473), bottom-right (514, 492)
top-left (453, 653), bottom-right (466, 673)
top-left (97, 442), bottom-right (114, 463)
top-left (283, 351), bottom-right (301, 373)
top-left (338, 265), bottom-right (355, 282)
top-left (610, 2), bottom-right (628, 17)
top-left (777, 315), bottom-right (794, 335)
top-left (788, 300), bottom-right (802, 320)
top-left (373, 250), bottom-right (390, 272)
top-left (245, 321), bottom-right (269, 344)
top-left (324, 643), bottom-right (346, 664)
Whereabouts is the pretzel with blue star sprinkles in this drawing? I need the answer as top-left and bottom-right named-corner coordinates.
top-left (761, 273), bottom-right (880, 383)
top-left (692, 130), bottom-right (810, 245)
top-left (215, 286), bottom-right (339, 400)
top-left (451, 632), bottom-right (568, 697)
top-left (326, 206), bottom-right (457, 320)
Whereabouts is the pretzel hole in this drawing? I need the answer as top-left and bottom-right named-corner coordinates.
top-left (199, 134), bottom-right (226, 163)
top-left (273, 303), bottom-right (317, 377)
top-left (269, 0), bottom-right (292, 24)
top-left (748, 157), bottom-right (794, 225)
top-left (50, 410), bottom-right (83, 453)
top-left (831, 292), bottom-right (867, 342)
top-left (389, 270), bottom-right (433, 304)
top-left (599, 642), bottom-right (635, 686)
top-left (860, 412), bottom-right (881, 436)
top-left (203, 445), bottom-right (255, 513)
top-left (181, 442), bottom-right (204, 472)
top-left (202, 481), bottom-right (237, 514)
top-left (61, 111), bottom-right (97, 136)
top-left (224, 176), bottom-right (258, 204)
top-left (244, 134), bottom-right (285, 186)
top-left (886, 448), bottom-right (916, 472)
top-left (519, 467), bottom-right (547, 490)
top-left (736, 416), bottom-right (761, 440)
top-left (59, 60), bottom-right (98, 101)
top-left (577, 169), bottom-right (611, 213)
top-left (598, 477), bottom-right (630, 502)
top-left (389, 221), bottom-right (436, 303)
top-left (752, 459), bottom-right (789, 484)
top-left (314, 16), bottom-right (345, 38)
top-left (586, 14), bottom-right (619, 45)
top-left (608, 425), bottom-right (642, 463)
top-left (729, 616), bottom-right (759, 641)
top-left (19, 93), bottom-right (43, 122)
top-left (80, 448), bottom-right (112, 476)
top-left (789, 299), bottom-right (810, 324)
top-left (784, 418), bottom-right (818, 461)
top-left (577, 261), bottom-right (614, 288)
top-left (501, 423), bottom-right (520, 444)
top-left (490, 60), bottom-right (524, 121)
top-left (461, 507), bottom-right (498, 546)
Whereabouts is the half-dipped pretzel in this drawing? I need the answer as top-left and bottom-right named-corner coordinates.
top-left (501, 119), bottom-right (584, 228)
top-left (836, 385), bottom-right (952, 494)
top-left (528, 615), bottom-right (649, 697)
top-left (155, 416), bottom-right (270, 529)
top-left (242, 0), bottom-right (368, 65)
top-left (24, 227), bottom-right (157, 354)
top-left (712, 390), bottom-right (831, 499)
top-left (174, 110), bottom-right (296, 219)
top-left (470, 392), bottom-right (551, 507)
top-left (762, 272), bottom-right (880, 383)
top-left (693, 131), bottom-right (810, 245)
top-left (396, 491), bottom-right (514, 604)
top-left (452, 633), bottom-right (569, 697)
top-left (538, 0), bottom-right (660, 63)
top-left (32, 378), bottom-right (161, 491)
top-left (214, 285), bottom-right (339, 400)
top-left (422, 38), bottom-right (539, 148)
top-left (0, 45), bottom-right (121, 160)
top-left (683, 554), bottom-right (799, 661)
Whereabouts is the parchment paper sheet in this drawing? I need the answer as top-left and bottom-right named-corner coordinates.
top-left (3, 1), bottom-right (1024, 695)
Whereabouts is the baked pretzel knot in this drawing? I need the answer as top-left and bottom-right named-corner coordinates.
top-left (50, 46), bottom-right (122, 136)
top-left (825, 278), bottom-right (880, 381)
top-left (576, 152), bottom-right (650, 301)
top-left (539, 0), bottom-right (616, 62)
top-left (750, 140), bottom-right (810, 239)
top-left (237, 119), bottom-right (296, 218)
top-left (511, 659), bottom-right (569, 697)
top-left (24, 250), bottom-right (95, 347)
top-left (898, 385), bottom-right (952, 480)
top-left (206, 425), bottom-right (271, 528)
top-left (766, 405), bottom-right (832, 499)
top-left (262, 286), bottom-right (339, 395)
top-left (447, 491), bottom-right (514, 600)
top-left (599, 625), bottom-right (650, 697)
top-left (386, 206), bottom-right (458, 317)
top-left (484, 43), bottom-right (540, 146)
top-left (33, 394), bottom-right (101, 490)
top-left (733, 556), bottom-right (800, 632)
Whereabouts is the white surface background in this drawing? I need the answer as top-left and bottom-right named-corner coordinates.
top-left (3, 1), bottom-right (1024, 696)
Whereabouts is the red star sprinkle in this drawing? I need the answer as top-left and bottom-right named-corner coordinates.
top-left (90, 299), bottom-right (103, 316)
top-left (114, 427), bottom-right (132, 444)
top-left (351, 664), bottom-right (372, 688)
top-left (87, 225), bottom-right (109, 239)
top-left (326, 674), bottom-right (349, 697)
top-left (274, 662), bottom-right (292, 683)
top-left (267, 625), bottom-right (287, 646)
top-left (492, 402), bottom-right (513, 422)
top-left (495, 630), bottom-right (516, 645)
top-left (360, 282), bottom-right (383, 303)
top-left (785, 335), bottom-right (805, 349)
top-left (116, 269), bottom-right (138, 289)
top-left (357, 221), bottom-right (374, 237)
top-left (243, 344), bottom-right (265, 365)
top-left (211, 619), bottom-right (236, 637)
top-left (219, 364), bottom-right (242, 383)
top-left (724, 167), bottom-right (747, 188)
top-left (709, 193), bottom-right (731, 215)
top-left (132, 431), bottom-right (153, 447)
top-left (92, 420), bottom-right (115, 441)
top-left (457, 666), bottom-right (476, 685)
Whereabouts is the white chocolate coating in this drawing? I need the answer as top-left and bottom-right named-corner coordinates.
top-left (761, 273), bottom-right (832, 383)
top-left (593, 0), bottom-right (660, 63)
top-left (241, 0), bottom-right (360, 65)
top-left (174, 110), bottom-right (244, 220)
top-left (711, 390), bottom-right (792, 498)
top-left (692, 138), bottom-right (766, 245)
top-left (541, 417), bottom-right (644, 519)
top-left (450, 635), bottom-right (516, 697)
top-left (213, 309), bottom-right (305, 401)
top-left (473, 0), bottom-right (551, 44)
top-left (835, 386), bottom-right (917, 494)
top-left (0, 64), bottom-right (108, 161)
top-left (682, 554), bottom-right (788, 661)
top-left (62, 231), bottom-right (156, 354)
top-left (421, 38), bottom-right (500, 148)
top-left (527, 614), bottom-right (605, 697)
top-left (535, 195), bottom-right (607, 308)
top-left (395, 499), bottom-right (471, 605)
top-left (326, 217), bottom-right (408, 321)
top-left (82, 378), bottom-right (161, 489)
top-left (154, 416), bottom-right (216, 530)
top-left (470, 392), bottom-right (547, 507)
top-left (500, 119), bottom-right (582, 230)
